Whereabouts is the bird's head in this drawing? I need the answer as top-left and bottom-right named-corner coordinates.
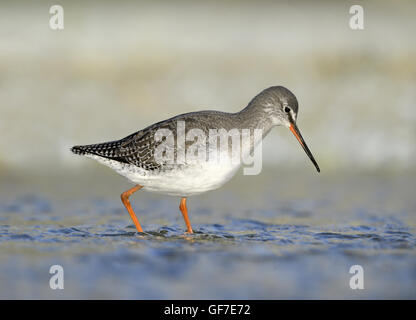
top-left (250, 86), bottom-right (320, 172)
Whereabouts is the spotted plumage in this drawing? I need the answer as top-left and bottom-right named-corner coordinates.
top-left (72, 110), bottom-right (262, 173)
top-left (71, 86), bottom-right (319, 233)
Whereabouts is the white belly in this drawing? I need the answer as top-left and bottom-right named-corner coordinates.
top-left (86, 154), bottom-right (241, 196)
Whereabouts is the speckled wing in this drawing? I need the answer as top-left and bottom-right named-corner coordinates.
top-left (71, 115), bottom-right (211, 171)
top-left (116, 119), bottom-right (179, 170)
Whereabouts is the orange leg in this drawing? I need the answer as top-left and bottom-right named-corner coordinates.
top-left (121, 185), bottom-right (144, 233)
top-left (179, 197), bottom-right (193, 234)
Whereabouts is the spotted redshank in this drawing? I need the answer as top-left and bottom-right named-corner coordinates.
top-left (71, 86), bottom-right (320, 234)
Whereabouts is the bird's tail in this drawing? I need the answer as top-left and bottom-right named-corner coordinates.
top-left (71, 145), bottom-right (89, 155)
top-left (70, 140), bottom-right (123, 158)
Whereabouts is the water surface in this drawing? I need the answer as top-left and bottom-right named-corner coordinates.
top-left (0, 170), bottom-right (415, 299)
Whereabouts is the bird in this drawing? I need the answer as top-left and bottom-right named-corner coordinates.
top-left (71, 86), bottom-right (320, 234)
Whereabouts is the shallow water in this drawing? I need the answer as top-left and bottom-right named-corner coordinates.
top-left (0, 169), bottom-right (415, 299)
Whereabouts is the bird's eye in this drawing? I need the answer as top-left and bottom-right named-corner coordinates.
top-left (284, 107), bottom-right (291, 113)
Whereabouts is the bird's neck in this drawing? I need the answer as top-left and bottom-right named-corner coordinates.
top-left (234, 103), bottom-right (274, 138)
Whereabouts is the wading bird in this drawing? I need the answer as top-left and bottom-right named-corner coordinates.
top-left (71, 86), bottom-right (320, 233)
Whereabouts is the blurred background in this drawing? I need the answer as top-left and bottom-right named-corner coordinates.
top-left (0, 0), bottom-right (415, 299)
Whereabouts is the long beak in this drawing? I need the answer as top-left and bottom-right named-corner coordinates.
top-left (289, 122), bottom-right (320, 172)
